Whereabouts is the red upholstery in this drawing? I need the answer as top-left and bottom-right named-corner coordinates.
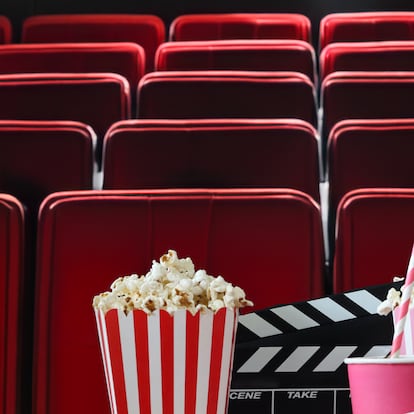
top-left (0, 43), bottom-right (145, 102)
top-left (33, 188), bottom-right (325, 413)
top-left (320, 41), bottom-right (414, 80)
top-left (137, 70), bottom-right (317, 126)
top-left (328, 118), bottom-right (414, 220)
top-left (155, 39), bottom-right (316, 84)
top-left (169, 13), bottom-right (311, 42)
top-left (0, 72), bottom-right (130, 165)
top-left (0, 120), bottom-right (95, 213)
top-left (0, 16), bottom-right (11, 44)
top-left (0, 194), bottom-right (24, 414)
top-left (21, 14), bottom-right (165, 72)
top-left (102, 118), bottom-right (320, 202)
top-left (319, 11), bottom-right (414, 50)
top-left (334, 188), bottom-right (414, 293)
top-left (321, 71), bottom-right (414, 161)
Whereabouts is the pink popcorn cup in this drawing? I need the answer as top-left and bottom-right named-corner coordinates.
top-left (95, 307), bottom-right (238, 414)
top-left (345, 356), bottom-right (414, 414)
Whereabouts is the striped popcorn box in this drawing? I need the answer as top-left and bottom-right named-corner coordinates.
top-left (393, 306), bottom-right (414, 356)
top-left (95, 307), bottom-right (239, 414)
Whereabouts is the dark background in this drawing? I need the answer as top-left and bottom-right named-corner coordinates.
top-left (2, 0), bottom-right (414, 48)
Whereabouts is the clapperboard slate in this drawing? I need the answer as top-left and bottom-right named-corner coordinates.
top-left (228, 282), bottom-right (402, 414)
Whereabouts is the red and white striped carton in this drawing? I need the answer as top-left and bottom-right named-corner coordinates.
top-left (393, 306), bottom-right (414, 356)
top-left (95, 307), bottom-right (239, 414)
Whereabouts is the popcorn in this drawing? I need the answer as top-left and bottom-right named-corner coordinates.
top-left (377, 287), bottom-right (402, 316)
top-left (93, 249), bottom-right (253, 315)
top-left (377, 276), bottom-right (407, 316)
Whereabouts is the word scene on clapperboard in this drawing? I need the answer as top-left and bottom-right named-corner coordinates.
top-left (229, 282), bottom-right (400, 414)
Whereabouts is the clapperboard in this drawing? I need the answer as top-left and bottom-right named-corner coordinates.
top-left (229, 282), bottom-right (402, 414)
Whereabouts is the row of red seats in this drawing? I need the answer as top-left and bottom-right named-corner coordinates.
top-left (1, 13), bottom-right (311, 45)
top-left (4, 32), bottom-right (414, 84)
top-left (0, 39), bottom-right (316, 80)
top-left (3, 186), bottom-right (414, 413)
top-left (0, 118), bottom-right (320, 212)
top-left (4, 11), bottom-right (414, 47)
top-left (3, 116), bottom-right (414, 266)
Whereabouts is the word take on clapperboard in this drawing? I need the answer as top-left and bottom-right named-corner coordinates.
top-left (229, 281), bottom-right (401, 414)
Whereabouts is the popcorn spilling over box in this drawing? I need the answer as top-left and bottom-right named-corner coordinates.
top-left (93, 250), bottom-right (253, 414)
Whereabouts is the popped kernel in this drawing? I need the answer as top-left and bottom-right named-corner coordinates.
top-left (377, 287), bottom-right (402, 316)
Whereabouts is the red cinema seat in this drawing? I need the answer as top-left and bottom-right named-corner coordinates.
top-left (319, 11), bottom-right (414, 51)
top-left (169, 13), bottom-right (311, 42)
top-left (0, 16), bottom-right (11, 44)
top-left (320, 41), bottom-right (414, 80)
top-left (137, 70), bottom-right (317, 126)
top-left (321, 71), bottom-right (414, 166)
top-left (102, 118), bottom-right (321, 202)
top-left (0, 120), bottom-right (95, 214)
top-left (33, 188), bottom-right (325, 414)
top-left (328, 118), bottom-right (414, 223)
top-left (0, 194), bottom-right (24, 414)
top-left (0, 43), bottom-right (145, 103)
top-left (334, 188), bottom-right (414, 293)
top-left (21, 14), bottom-right (165, 72)
top-left (155, 39), bottom-right (316, 84)
top-left (0, 72), bottom-right (130, 166)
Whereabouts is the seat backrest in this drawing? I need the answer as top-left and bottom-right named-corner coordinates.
top-left (33, 190), bottom-right (323, 414)
top-left (319, 11), bottom-right (414, 50)
top-left (321, 71), bottom-right (414, 163)
top-left (155, 39), bottom-right (316, 84)
top-left (137, 70), bottom-right (317, 126)
top-left (33, 188), bottom-right (325, 413)
top-left (0, 120), bottom-right (95, 214)
top-left (21, 14), bottom-right (166, 72)
top-left (0, 194), bottom-right (24, 414)
top-left (334, 188), bottom-right (414, 293)
top-left (169, 13), bottom-right (311, 42)
top-left (320, 40), bottom-right (414, 80)
top-left (328, 118), bottom-right (414, 220)
top-left (0, 43), bottom-right (145, 102)
top-left (0, 16), bottom-right (12, 44)
top-left (102, 118), bottom-right (320, 202)
top-left (0, 72), bottom-right (130, 166)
